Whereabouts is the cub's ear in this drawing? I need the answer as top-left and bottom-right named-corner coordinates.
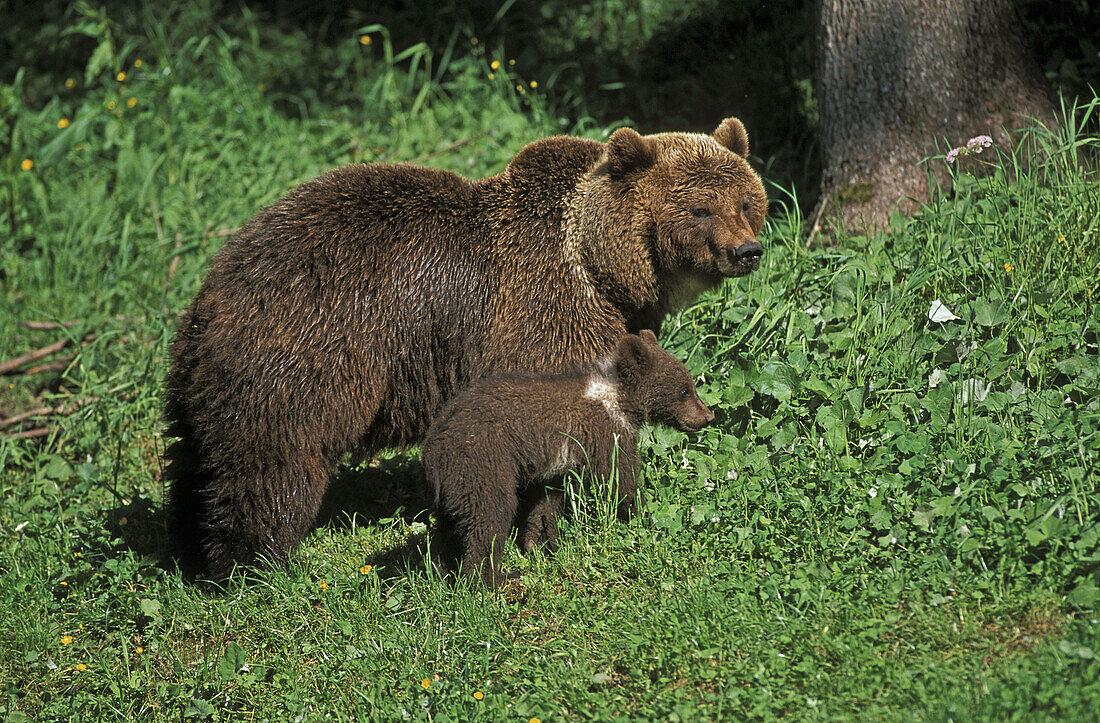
top-left (615, 333), bottom-right (653, 372)
top-left (713, 117), bottom-right (749, 158)
top-left (607, 127), bottom-right (655, 180)
top-left (638, 329), bottom-right (660, 347)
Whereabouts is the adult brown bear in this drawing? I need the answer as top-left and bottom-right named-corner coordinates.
top-left (164, 118), bottom-right (766, 578)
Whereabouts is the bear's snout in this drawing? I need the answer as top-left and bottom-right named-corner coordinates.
top-left (735, 240), bottom-right (763, 270)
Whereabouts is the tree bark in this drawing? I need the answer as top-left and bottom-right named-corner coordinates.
top-left (815, 0), bottom-right (1055, 235)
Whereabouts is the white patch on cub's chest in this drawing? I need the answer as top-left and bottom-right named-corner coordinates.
top-left (583, 362), bottom-right (631, 431)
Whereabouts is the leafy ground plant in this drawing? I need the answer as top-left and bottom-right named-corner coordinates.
top-left (2, 7), bottom-right (1099, 721)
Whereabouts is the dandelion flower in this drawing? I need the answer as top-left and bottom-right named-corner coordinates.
top-left (488, 73), bottom-right (495, 80)
top-left (529, 80), bottom-right (537, 89)
top-left (134, 59), bottom-right (143, 68)
top-left (65, 77), bottom-right (76, 88)
top-left (61, 635), bottom-right (72, 645)
top-left (135, 646), bottom-right (143, 654)
top-left (359, 35), bottom-right (371, 45)
top-left (1004, 263), bottom-right (1012, 273)
top-left (1058, 235), bottom-right (1065, 244)
top-left (473, 691), bottom-right (484, 700)
top-left (21, 159), bottom-right (33, 171)
top-left (490, 60), bottom-right (501, 70)
top-left (107, 101), bottom-right (116, 110)
top-left (76, 663), bottom-right (87, 671)
top-left (58, 117), bottom-right (70, 129)
top-left (509, 59), bottom-right (515, 66)
top-left (127, 97), bottom-right (137, 108)
top-left (319, 580), bottom-right (329, 590)
top-left (60, 581), bottom-right (69, 586)
top-left (420, 678), bottom-right (431, 689)
top-left (75, 552), bottom-right (82, 557)
top-left (116, 71), bottom-right (127, 82)
top-left (359, 564), bottom-right (373, 575)
top-left (529, 718), bottom-right (541, 723)
top-left (471, 37), bottom-right (479, 45)
top-left (516, 85), bottom-right (523, 92)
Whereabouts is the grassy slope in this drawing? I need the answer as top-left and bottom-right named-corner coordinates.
top-left (2, 9), bottom-right (1099, 722)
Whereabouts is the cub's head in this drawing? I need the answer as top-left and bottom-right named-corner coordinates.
top-left (607, 117), bottom-right (767, 283)
top-left (615, 330), bottom-right (714, 433)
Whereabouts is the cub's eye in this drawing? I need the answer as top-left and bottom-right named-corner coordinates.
top-left (680, 386), bottom-right (691, 399)
top-left (741, 198), bottom-right (753, 214)
top-left (690, 206), bottom-right (713, 219)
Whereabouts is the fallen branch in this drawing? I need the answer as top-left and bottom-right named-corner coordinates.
top-left (19, 320), bottom-right (81, 331)
top-left (0, 335), bottom-right (94, 376)
top-left (0, 338), bottom-right (72, 375)
top-left (4, 427), bottom-right (51, 441)
top-left (0, 407), bottom-right (52, 430)
top-left (23, 356), bottom-right (76, 376)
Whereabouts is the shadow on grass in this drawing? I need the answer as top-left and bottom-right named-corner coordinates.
top-left (99, 452), bottom-right (437, 585)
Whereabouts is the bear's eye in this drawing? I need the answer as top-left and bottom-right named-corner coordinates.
top-left (680, 386), bottom-right (690, 399)
top-left (741, 198), bottom-right (753, 215)
top-left (690, 206), bottom-right (713, 219)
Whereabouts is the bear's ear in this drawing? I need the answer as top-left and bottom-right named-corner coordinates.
top-left (638, 328), bottom-right (660, 347)
top-left (713, 117), bottom-right (749, 158)
top-left (616, 333), bottom-right (653, 373)
top-left (607, 127), bottom-right (655, 180)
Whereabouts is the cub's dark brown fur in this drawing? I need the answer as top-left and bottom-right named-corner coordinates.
top-left (165, 118), bottom-right (766, 578)
top-left (422, 330), bottom-right (713, 587)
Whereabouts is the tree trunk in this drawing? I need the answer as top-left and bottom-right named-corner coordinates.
top-left (815, 0), bottom-right (1055, 235)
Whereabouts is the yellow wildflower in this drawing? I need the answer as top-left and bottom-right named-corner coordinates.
top-left (60, 581), bottom-right (68, 586)
top-left (473, 691), bottom-right (484, 700)
top-left (509, 59), bottom-right (515, 65)
top-left (61, 635), bottom-right (73, 645)
top-left (420, 678), bottom-right (431, 689)
top-left (135, 646), bottom-right (144, 654)
top-left (116, 71), bottom-right (126, 82)
top-left (107, 101), bottom-right (116, 110)
top-left (58, 117), bottom-right (70, 129)
top-left (488, 73), bottom-right (495, 80)
top-left (529, 80), bottom-right (538, 89)
top-left (21, 159), bottom-right (33, 171)
top-left (119, 516), bottom-right (127, 526)
top-left (319, 580), bottom-right (329, 590)
top-left (134, 59), bottom-right (143, 68)
top-left (1058, 235), bottom-right (1065, 244)
top-left (127, 97), bottom-right (137, 108)
top-left (490, 60), bottom-right (501, 70)
top-left (65, 77), bottom-right (76, 88)
top-left (1004, 263), bottom-right (1012, 273)
top-left (529, 718), bottom-right (541, 723)
top-left (359, 564), bottom-right (373, 575)
top-left (471, 37), bottom-right (478, 45)
top-left (76, 663), bottom-right (87, 671)
top-left (359, 35), bottom-right (371, 45)
top-left (515, 85), bottom-right (523, 92)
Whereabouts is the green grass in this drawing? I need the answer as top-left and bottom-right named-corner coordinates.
top-left (2, 8), bottom-right (1099, 722)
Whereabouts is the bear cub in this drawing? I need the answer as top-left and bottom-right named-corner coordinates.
top-left (421, 330), bottom-right (714, 588)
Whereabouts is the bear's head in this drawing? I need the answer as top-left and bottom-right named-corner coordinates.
top-left (615, 330), bottom-right (714, 432)
top-left (607, 118), bottom-right (767, 285)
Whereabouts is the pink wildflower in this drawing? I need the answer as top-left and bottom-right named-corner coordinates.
top-left (946, 135), bottom-right (994, 164)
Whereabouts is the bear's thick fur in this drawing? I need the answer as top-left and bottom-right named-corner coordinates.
top-left (165, 118), bottom-right (766, 578)
top-left (422, 330), bottom-right (713, 587)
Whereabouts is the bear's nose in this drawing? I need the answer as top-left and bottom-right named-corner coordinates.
top-left (735, 241), bottom-right (763, 261)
